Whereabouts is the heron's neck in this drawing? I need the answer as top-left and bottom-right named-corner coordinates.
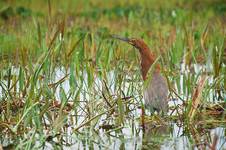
top-left (138, 46), bottom-right (160, 80)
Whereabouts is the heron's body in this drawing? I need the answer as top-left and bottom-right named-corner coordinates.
top-left (112, 35), bottom-right (169, 114)
top-left (144, 72), bottom-right (168, 113)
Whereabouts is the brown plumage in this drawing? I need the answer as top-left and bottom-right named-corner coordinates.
top-left (112, 35), bottom-right (168, 113)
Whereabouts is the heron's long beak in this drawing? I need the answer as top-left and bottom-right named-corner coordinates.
top-left (111, 35), bottom-right (133, 45)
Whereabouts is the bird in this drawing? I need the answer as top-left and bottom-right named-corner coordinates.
top-left (111, 35), bottom-right (169, 114)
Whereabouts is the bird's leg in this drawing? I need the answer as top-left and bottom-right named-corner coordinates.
top-left (141, 105), bottom-right (146, 132)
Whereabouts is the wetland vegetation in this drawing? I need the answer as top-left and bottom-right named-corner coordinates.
top-left (0, 0), bottom-right (225, 149)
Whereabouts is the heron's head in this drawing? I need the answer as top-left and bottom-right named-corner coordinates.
top-left (111, 35), bottom-right (148, 51)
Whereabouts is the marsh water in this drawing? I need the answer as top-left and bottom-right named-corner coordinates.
top-left (0, 67), bottom-right (225, 150)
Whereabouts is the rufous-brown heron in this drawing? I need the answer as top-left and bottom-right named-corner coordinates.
top-left (112, 35), bottom-right (168, 114)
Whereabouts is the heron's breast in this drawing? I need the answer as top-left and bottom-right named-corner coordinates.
top-left (144, 72), bottom-right (168, 103)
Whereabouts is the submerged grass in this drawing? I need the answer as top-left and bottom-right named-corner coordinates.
top-left (0, 0), bottom-right (225, 149)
